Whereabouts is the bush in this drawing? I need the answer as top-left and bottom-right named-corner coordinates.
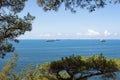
top-left (0, 54), bottom-right (120, 80)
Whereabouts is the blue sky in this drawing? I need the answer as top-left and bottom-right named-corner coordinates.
top-left (18, 0), bottom-right (120, 39)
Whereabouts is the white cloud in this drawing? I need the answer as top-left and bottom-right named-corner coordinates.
top-left (87, 29), bottom-right (100, 36)
top-left (104, 30), bottom-right (111, 36)
top-left (18, 30), bottom-right (119, 39)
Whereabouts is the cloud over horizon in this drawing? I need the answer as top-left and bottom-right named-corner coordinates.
top-left (86, 29), bottom-right (100, 36)
top-left (18, 29), bottom-right (119, 39)
top-left (104, 30), bottom-right (111, 36)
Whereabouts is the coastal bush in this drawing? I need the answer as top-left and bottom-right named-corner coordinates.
top-left (50, 54), bottom-right (120, 80)
top-left (0, 54), bottom-right (57, 80)
top-left (0, 54), bottom-right (120, 80)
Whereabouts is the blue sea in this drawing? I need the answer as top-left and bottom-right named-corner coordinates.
top-left (0, 39), bottom-right (120, 79)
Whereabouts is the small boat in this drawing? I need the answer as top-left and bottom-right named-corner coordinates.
top-left (46, 39), bottom-right (61, 42)
top-left (100, 39), bottom-right (106, 42)
top-left (46, 40), bottom-right (56, 42)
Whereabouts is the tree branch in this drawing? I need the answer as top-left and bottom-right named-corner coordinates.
top-left (76, 71), bottom-right (116, 80)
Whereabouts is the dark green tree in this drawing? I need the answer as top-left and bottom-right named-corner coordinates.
top-left (0, 0), bottom-right (35, 58)
top-left (37, 0), bottom-right (120, 12)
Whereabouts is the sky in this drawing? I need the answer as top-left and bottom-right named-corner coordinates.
top-left (18, 0), bottom-right (120, 39)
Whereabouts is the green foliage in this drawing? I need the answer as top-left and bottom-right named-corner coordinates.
top-left (50, 54), bottom-right (120, 80)
top-left (113, 58), bottom-right (120, 69)
top-left (37, 0), bottom-right (120, 12)
top-left (12, 63), bottom-right (57, 80)
top-left (87, 54), bottom-right (118, 73)
top-left (0, 54), bottom-right (120, 80)
top-left (0, 54), bottom-right (57, 80)
top-left (0, 53), bottom-right (18, 80)
top-left (0, 0), bottom-right (35, 58)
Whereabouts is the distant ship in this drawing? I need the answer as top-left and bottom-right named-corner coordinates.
top-left (46, 39), bottom-right (60, 42)
top-left (46, 40), bottom-right (56, 42)
top-left (100, 39), bottom-right (106, 42)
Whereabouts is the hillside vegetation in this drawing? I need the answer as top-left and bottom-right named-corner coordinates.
top-left (0, 53), bottom-right (120, 80)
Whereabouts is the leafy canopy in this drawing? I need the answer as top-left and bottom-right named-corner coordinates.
top-left (37, 0), bottom-right (120, 12)
top-left (0, 0), bottom-right (35, 58)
